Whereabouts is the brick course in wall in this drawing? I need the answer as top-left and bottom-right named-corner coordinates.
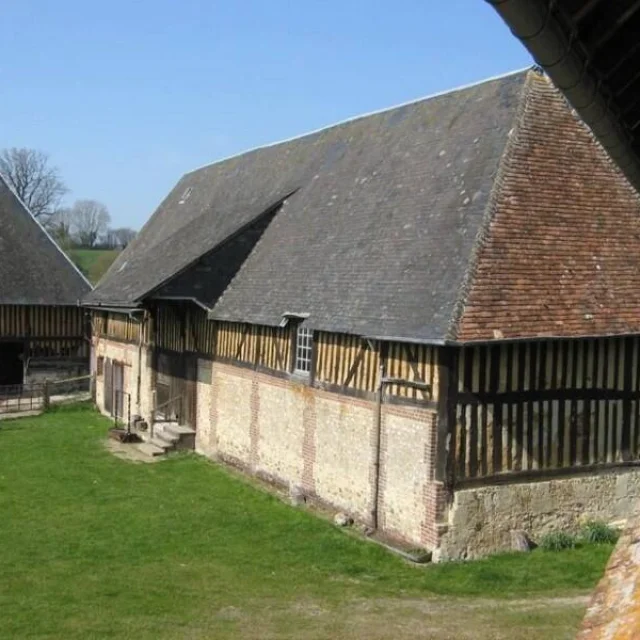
top-left (199, 361), bottom-right (441, 549)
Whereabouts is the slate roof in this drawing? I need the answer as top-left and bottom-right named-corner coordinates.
top-left (0, 175), bottom-right (91, 306)
top-left (87, 69), bottom-right (528, 342)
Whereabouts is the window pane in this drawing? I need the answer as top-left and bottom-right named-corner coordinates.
top-left (294, 326), bottom-right (312, 374)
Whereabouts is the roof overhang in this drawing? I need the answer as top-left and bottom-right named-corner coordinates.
top-left (82, 302), bottom-right (143, 314)
top-left (486, 0), bottom-right (640, 193)
top-left (149, 296), bottom-right (211, 311)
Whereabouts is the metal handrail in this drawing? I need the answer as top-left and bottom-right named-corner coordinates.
top-left (154, 394), bottom-right (183, 423)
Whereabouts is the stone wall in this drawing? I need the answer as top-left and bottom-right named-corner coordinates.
top-left (439, 468), bottom-right (640, 560)
top-left (578, 517), bottom-right (640, 639)
top-left (196, 361), bottom-right (444, 548)
top-left (92, 337), bottom-right (154, 425)
top-left (25, 359), bottom-right (88, 385)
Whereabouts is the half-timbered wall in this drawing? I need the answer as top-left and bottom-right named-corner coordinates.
top-left (154, 304), bottom-right (215, 355)
top-left (93, 311), bottom-right (141, 344)
top-left (217, 322), bottom-right (292, 372)
top-left (315, 332), bottom-right (379, 393)
top-left (382, 342), bottom-right (439, 401)
top-left (452, 337), bottom-right (640, 483)
top-left (0, 304), bottom-right (88, 358)
top-left (314, 334), bottom-right (439, 400)
top-left (216, 325), bottom-right (438, 399)
top-left (1, 305), bottom-right (84, 338)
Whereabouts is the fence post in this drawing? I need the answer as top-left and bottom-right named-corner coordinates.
top-left (127, 394), bottom-right (131, 434)
top-left (151, 389), bottom-right (156, 439)
top-left (43, 380), bottom-right (50, 412)
top-left (90, 372), bottom-right (96, 402)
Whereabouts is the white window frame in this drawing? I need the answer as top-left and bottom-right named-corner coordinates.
top-left (293, 326), bottom-right (313, 376)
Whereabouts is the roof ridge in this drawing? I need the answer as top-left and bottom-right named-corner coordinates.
top-left (447, 69), bottom-right (534, 341)
top-left (0, 173), bottom-right (93, 294)
top-left (184, 66), bottom-right (534, 177)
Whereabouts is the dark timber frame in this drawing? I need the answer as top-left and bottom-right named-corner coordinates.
top-left (447, 336), bottom-right (640, 488)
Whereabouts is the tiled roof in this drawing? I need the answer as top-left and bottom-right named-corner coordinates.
top-left (455, 73), bottom-right (640, 341)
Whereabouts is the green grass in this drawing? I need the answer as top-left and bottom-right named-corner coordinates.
top-left (67, 248), bottom-right (120, 284)
top-left (0, 405), bottom-right (613, 639)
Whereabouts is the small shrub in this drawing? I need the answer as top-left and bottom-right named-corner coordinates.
top-left (539, 531), bottom-right (576, 552)
top-left (580, 520), bottom-right (620, 545)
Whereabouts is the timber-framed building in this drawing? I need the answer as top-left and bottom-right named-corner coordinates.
top-left (85, 68), bottom-right (640, 559)
top-left (0, 175), bottom-right (91, 387)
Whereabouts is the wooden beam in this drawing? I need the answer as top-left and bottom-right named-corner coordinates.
top-left (436, 347), bottom-right (456, 489)
top-left (342, 345), bottom-right (367, 387)
top-left (593, 0), bottom-right (640, 50)
top-left (572, 0), bottom-right (602, 23)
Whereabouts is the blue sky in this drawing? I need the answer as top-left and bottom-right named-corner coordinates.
top-left (1, 1), bottom-right (531, 229)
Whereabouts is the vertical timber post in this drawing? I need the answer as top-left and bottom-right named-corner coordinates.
top-left (436, 346), bottom-right (457, 495)
top-left (43, 380), bottom-right (50, 412)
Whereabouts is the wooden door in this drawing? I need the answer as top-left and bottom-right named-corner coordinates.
top-left (113, 362), bottom-right (124, 419)
top-left (183, 355), bottom-right (198, 431)
top-left (104, 358), bottom-right (113, 414)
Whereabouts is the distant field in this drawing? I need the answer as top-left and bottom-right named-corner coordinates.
top-left (67, 249), bottom-right (120, 284)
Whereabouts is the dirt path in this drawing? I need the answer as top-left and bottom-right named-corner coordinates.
top-left (182, 594), bottom-right (590, 640)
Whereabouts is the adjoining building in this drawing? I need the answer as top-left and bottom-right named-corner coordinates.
top-left (0, 175), bottom-right (91, 387)
top-left (85, 68), bottom-right (640, 558)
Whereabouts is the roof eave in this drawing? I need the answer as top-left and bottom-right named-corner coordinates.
top-left (486, 0), bottom-right (640, 193)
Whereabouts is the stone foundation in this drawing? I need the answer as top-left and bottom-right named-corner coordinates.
top-left (439, 468), bottom-right (640, 559)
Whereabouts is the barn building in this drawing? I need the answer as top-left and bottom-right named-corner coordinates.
top-left (0, 175), bottom-right (91, 387)
top-left (85, 68), bottom-right (640, 559)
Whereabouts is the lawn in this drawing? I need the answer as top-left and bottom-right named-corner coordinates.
top-left (0, 405), bottom-right (611, 639)
top-left (66, 248), bottom-right (120, 284)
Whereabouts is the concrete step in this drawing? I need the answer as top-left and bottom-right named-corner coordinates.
top-left (137, 442), bottom-right (166, 457)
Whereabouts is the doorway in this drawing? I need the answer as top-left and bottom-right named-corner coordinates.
top-left (0, 342), bottom-right (24, 386)
top-left (153, 350), bottom-right (197, 430)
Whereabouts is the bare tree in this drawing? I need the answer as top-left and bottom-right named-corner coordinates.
top-left (0, 148), bottom-right (68, 220)
top-left (70, 199), bottom-right (111, 247)
top-left (111, 227), bottom-right (137, 248)
top-left (47, 207), bottom-right (74, 247)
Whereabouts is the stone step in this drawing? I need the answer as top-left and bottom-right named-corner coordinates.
top-left (148, 436), bottom-right (174, 451)
top-left (137, 442), bottom-right (166, 457)
top-left (163, 424), bottom-right (196, 438)
top-left (153, 425), bottom-right (180, 445)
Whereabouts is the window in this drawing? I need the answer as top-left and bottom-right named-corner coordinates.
top-left (294, 326), bottom-right (313, 375)
top-left (97, 356), bottom-right (105, 377)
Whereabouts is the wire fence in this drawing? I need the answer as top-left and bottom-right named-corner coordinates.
top-left (0, 374), bottom-right (93, 416)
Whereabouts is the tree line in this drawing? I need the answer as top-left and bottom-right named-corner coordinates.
top-left (0, 147), bottom-right (136, 249)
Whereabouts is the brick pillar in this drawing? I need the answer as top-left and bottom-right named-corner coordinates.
top-left (209, 364), bottom-right (219, 456)
top-left (421, 412), bottom-right (449, 548)
top-left (302, 393), bottom-right (317, 495)
top-left (249, 377), bottom-right (260, 471)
